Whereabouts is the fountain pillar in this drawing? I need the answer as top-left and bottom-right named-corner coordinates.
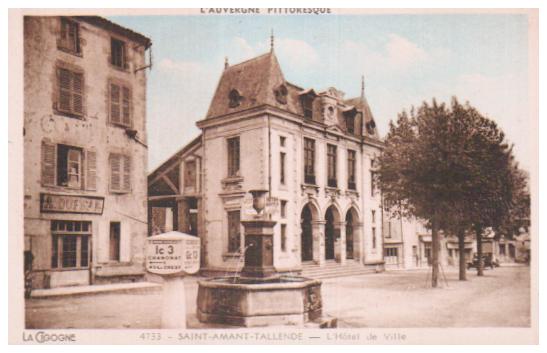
top-left (240, 218), bottom-right (278, 279)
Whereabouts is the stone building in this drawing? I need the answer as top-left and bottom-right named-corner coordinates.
top-left (24, 16), bottom-right (152, 288)
top-left (148, 46), bottom-right (385, 277)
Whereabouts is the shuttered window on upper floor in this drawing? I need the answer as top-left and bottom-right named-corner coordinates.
top-left (41, 140), bottom-right (96, 191)
top-left (56, 67), bottom-right (84, 117)
top-left (109, 153), bottom-right (131, 193)
top-left (109, 82), bottom-right (132, 128)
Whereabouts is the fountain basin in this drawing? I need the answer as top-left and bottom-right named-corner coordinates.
top-left (197, 276), bottom-right (323, 327)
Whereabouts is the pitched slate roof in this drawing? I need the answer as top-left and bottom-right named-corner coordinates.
top-left (344, 96), bottom-right (380, 139)
top-left (205, 50), bottom-right (379, 138)
top-left (207, 52), bottom-right (299, 118)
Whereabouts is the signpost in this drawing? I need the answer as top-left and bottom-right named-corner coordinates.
top-left (146, 231), bottom-right (200, 329)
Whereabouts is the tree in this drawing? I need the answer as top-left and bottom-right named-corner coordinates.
top-left (378, 98), bottom-right (518, 285)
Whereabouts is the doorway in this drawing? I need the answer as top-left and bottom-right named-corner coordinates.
top-left (301, 205), bottom-right (314, 262)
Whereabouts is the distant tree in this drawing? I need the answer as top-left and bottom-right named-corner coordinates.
top-left (378, 98), bottom-right (519, 285)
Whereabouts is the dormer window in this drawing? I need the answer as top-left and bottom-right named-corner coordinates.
top-left (228, 89), bottom-right (243, 108)
top-left (366, 119), bottom-right (376, 135)
top-left (274, 84), bottom-right (288, 104)
top-left (301, 96), bottom-right (313, 119)
top-left (346, 114), bottom-right (355, 135)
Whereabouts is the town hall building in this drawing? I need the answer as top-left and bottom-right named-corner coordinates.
top-left (148, 42), bottom-right (386, 276)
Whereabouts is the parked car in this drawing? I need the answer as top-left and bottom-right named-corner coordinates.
top-left (467, 254), bottom-right (500, 270)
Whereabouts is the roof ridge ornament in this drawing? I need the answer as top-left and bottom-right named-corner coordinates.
top-left (361, 75), bottom-right (365, 99)
top-left (224, 57), bottom-right (229, 70)
top-left (270, 29), bottom-right (274, 52)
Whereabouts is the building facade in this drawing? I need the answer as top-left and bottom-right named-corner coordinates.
top-left (149, 48), bottom-right (385, 276)
top-left (24, 16), bottom-right (151, 289)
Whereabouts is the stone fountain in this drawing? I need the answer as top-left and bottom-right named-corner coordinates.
top-left (197, 189), bottom-right (329, 327)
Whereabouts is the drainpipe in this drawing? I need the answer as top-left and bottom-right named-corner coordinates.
top-left (268, 115), bottom-right (272, 197)
top-left (360, 135), bottom-right (366, 265)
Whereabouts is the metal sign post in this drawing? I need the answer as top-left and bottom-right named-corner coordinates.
top-left (145, 231), bottom-right (200, 329)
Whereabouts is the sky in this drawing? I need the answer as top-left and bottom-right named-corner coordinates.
top-left (109, 13), bottom-right (532, 172)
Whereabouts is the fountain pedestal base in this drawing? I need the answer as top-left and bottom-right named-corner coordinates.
top-left (197, 277), bottom-right (323, 327)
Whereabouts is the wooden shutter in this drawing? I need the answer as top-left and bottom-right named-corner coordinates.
top-left (41, 141), bottom-right (56, 186)
top-left (122, 86), bottom-right (131, 126)
top-left (110, 154), bottom-right (121, 192)
top-left (86, 150), bottom-right (97, 191)
top-left (72, 72), bottom-right (83, 115)
top-left (58, 68), bottom-right (72, 113)
top-left (123, 155), bottom-right (131, 192)
top-left (110, 83), bottom-right (121, 124)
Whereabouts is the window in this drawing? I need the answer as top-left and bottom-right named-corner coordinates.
top-left (111, 38), bottom-right (126, 69)
top-left (303, 138), bottom-right (316, 184)
top-left (227, 210), bottom-right (241, 253)
top-left (184, 160), bottom-right (197, 189)
top-left (280, 200), bottom-right (287, 218)
top-left (51, 221), bottom-right (91, 269)
top-left (41, 142), bottom-right (96, 190)
top-left (56, 144), bottom-right (82, 189)
top-left (280, 136), bottom-right (286, 147)
top-left (327, 144), bottom-right (337, 187)
top-left (58, 17), bottom-right (80, 54)
top-left (301, 96), bottom-right (313, 119)
top-left (280, 152), bottom-right (286, 185)
top-left (281, 224), bottom-right (287, 252)
top-left (372, 210), bottom-right (376, 224)
top-left (347, 149), bottom-right (356, 190)
top-left (384, 247), bottom-right (398, 257)
top-left (370, 160), bottom-right (376, 197)
top-left (274, 84), bottom-right (288, 105)
top-left (109, 82), bottom-right (132, 127)
top-left (385, 220), bottom-right (392, 238)
top-left (499, 244), bottom-right (506, 256)
top-left (56, 67), bottom-right (84, 116)
top-left (109, 153), bottom-right (131, 193)
top-left (228, 89), bottom-right (243, 108)
top-left (227, 137), bottom-right (240, 177)
top-left (109, 222), bottom-right (121, 262)
top-left (346, 114), bottom-right (355, 135)
top-left (372, 227), bottom-right (377, 249)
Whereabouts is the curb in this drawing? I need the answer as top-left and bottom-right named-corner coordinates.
top-left (30, 282), bottom-right (162, 299)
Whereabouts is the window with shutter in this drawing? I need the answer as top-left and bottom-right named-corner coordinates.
top-left (123, 155), bottom-right (131, 191)
top-left (58, 68), bottom-right (72, 113)
top-left (110, 154), bottom-right (121, 192)
top-left (110, 153), bottom-right (131, 193)
top-left (72, 72), bottom-right (83, 115)
top-left (110, 84), bottom-right (121, 124)
top-left (41, 141), bottom-right (56, 186)
top-left (86, 150), bottom-right (97, 191)
top-left (122, 86), bottom-right (131, 126)
top-left (109, 82), bottom-right (132, 127)
top-left (57, 67), bottom-right (84, 117)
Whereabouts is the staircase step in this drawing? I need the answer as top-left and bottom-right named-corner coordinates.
top-left (300, 261), bottom-right (377, 279)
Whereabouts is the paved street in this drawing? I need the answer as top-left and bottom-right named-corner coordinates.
top-left (25, 266), bottom-right (530, 329)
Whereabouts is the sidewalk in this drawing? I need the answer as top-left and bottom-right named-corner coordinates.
top-left (31, 281), bottom-right (162, 299)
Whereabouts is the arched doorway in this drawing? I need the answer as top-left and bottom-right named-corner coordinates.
top-left (300, 204), bottom-right (314, 262)
top-left (324, 206), bottom-right (340, 261)
top-left (345, 209), bottom-right (358, 260)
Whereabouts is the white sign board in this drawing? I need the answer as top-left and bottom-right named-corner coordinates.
top-left (146, 231), bottom-right (200, 275)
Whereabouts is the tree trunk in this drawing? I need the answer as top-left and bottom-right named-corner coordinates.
top-left (458, 228), bottom-right (467, 281)
top-left (431, 217), bottom-right (439, 288)
top-left (475, 225), bottom-right (484, 276)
